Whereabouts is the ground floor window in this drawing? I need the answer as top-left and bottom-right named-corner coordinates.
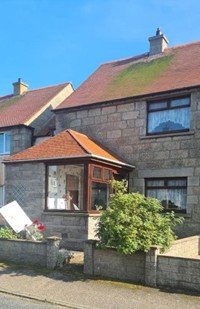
top-left (47, 164), bottom-right (84, 211)
top-left (91, 182), bottom-right (110, 210)
top-left (46, 162), bottom-right (130, 212)
top-left (145, 178), bottom-right (187, 212)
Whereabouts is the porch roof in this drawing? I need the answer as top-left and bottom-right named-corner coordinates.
top-left (4, 129), bottom-right (134, 169)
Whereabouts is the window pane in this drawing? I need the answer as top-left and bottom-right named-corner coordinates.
top-left (47, 164), bottom-right (84, 211)
top-left (146, 178), bottom-right (187, 211)
top-left (93, 167), bottom-right (101, 179)
top-left (148, 107), bottom-right (190, 133)
top-left (167, 188), bottom-right (187, 210)
top-left (168, 179), bottom-right (187, 187)
top-left (104, 169), bottom-right (112, 181)
top-left (171, 97), bottom-right (190, 107)
top-left (91, 182), bottom-right (109, 210)
top-left (146, 189), bottom-right (166, 202)
top-left (146, 180), bottom-right (164, 187)
top-left (5, 133), bottom-right (11, 153)
top-left (0, 134), bottom-right (3, 153)
top-left (148, 102), bottom-right (167, 110)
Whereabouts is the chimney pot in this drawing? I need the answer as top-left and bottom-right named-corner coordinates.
top-left (148, 28), bottom-right (169, 56)
top-left (13, 78), bottom-right (28, 95)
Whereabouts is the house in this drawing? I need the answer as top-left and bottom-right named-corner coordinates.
top-left (4, 29), bottom-right (200, 248)
top-left (0, 78), bottom-right (73, 209)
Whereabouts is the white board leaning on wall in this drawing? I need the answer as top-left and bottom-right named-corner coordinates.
top-left (0, 201), bottom-right (32, 233)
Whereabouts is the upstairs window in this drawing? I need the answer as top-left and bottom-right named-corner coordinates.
top-left (0, 132), bottom-right (11, 155)
top-left (147, 97), bottom-right (190, 135)
top-left (145, 178), bottom-right (187, 213)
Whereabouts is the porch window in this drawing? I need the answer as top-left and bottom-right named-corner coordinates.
top-left (147, 97), bottom-right (190, 135)
top-left (47, 164), bottom-right (84, 211)
top-left (145, 178), bottom-right (187, 212)
top-left (91, 166), bottom-right (112, 210)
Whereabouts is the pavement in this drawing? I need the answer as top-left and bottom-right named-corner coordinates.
top-left (0, 255), bottom-right (200, 309)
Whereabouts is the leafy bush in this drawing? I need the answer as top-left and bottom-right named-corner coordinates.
top-left (0, 227), bottom-right (20, 239)
top-left (96, 180), bottom-right (184, 254)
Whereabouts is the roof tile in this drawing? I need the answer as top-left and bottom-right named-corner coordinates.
top-left (56, 41), bottom-right (200, 110)
top-left (0, 83), bottom-right (71, 127)
top-left (4, 129), bottom-right (130, 167)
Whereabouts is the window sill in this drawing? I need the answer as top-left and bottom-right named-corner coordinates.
top-left (175, 212), bottom-right (192, 218)
top-left (140, 130), bottom-right (195, 140)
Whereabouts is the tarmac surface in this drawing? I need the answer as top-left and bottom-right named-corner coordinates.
top-left (0, 256), bottom-right (200, 309)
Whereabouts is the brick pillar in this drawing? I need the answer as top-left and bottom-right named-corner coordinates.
top-left (84, 240), bottom-right (96, 275)
top-left (46, 236), bottom-right (61, 269)
top-left (145, 245), bottom-right (161, 287)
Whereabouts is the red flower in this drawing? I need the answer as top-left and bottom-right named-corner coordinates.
top-left (37, 224), bottom-right (45, 231)
top-left (33, 219), bottom-right (39, 225)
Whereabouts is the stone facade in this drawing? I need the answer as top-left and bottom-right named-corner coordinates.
top-left (10, 126), bottom-right (33, 155)
top-left (56, 90), bottom-right (200, 237)
top-left (5, 162), bottom-right (45, 217)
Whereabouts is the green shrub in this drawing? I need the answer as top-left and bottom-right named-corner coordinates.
top-left (0, 227), bottom-right (20, 239)
top-left (96, 180), bottom-right (184, 254)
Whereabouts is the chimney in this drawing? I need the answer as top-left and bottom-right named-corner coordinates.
top-left (13, 78), bottom-right (28, 95)
top-left (148, 28), bottom-right (169, 56)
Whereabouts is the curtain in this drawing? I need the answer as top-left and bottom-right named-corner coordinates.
top-left (148, 107), bottom-right (190, 133)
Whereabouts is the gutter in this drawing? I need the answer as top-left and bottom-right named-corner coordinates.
top-left (53, 84), bottom-right (200, 113)
top-left (3, 154), bottom-right (134, 169)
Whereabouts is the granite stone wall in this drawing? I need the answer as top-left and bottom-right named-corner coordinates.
top-left (10, 126), bottom-right (33, 155)
top-left (56, 91), bottom-right (200, 237)
top-left (0, 237), bottom-right (60, 269)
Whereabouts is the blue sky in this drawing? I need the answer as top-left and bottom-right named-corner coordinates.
top-left (0, 0), bottom-right (200, 95)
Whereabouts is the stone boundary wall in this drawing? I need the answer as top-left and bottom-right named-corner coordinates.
top-left (84, 240), bottom-right (159, 286)
top-left (84, 237), bottom-right (200, 292)
top-left (157, 255), bottom-right (200, 291)
top-left (0, 236), bottom-right (60, 269)
top-left (161, 235), bottom-right (200, 258)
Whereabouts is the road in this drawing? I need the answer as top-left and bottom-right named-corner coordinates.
top-left (0, 292), bottom-right (70, 309)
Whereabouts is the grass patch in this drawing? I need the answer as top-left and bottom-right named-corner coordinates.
top-left (108, 54), bottom-right (174, 96)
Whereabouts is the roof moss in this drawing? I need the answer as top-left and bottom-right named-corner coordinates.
top-left (107, 54), bottom-right (174, 96)
top-left (0, 96), bottom-right (22, 111)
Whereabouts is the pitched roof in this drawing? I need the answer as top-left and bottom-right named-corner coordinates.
top-left (56, 41), bottom-right (200, 110)
top-left (4, 129), bottom-right (133, 168)
top-left (0, 82), bottom-right (71, 128)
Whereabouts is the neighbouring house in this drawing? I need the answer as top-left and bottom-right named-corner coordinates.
top-left (0, 78), bottom-right (73, 210)
top-left (4, 29), bottom-right (200, 249)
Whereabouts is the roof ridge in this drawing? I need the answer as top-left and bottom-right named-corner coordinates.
top-left (99, 52), bottom-right (149, 66)
top-left (27, 82), bottom-right (72, 93)
top-left (67, 129), bottom-right (91, 155)
top-left (167, 39), bottom-right (200, 51)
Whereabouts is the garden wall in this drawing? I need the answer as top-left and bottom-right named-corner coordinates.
top-left (84, 240), bottom-right (159, 286)
top-left (84, 236), bottom-right (200, 292)
top-left (0, 236), bottom-right (60, 269)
